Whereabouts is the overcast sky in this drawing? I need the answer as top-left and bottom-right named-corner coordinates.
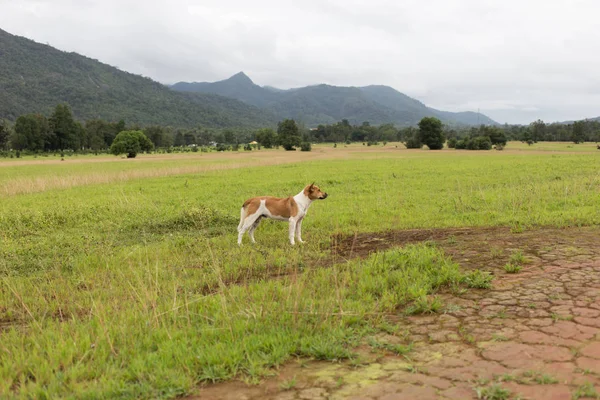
top-left (1, 0), bottom-right (599, 124)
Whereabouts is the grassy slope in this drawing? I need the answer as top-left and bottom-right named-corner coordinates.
top-left (0, 144), bottom-right (599, 398)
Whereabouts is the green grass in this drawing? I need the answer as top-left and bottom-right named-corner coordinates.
top-left (475, 384), bottom-right (511, 400)
top-left (503, 263), bottom-right (522, 274)
top-left (509, 250), bottom-right (526, 265)
top-left (1, 146), bottom-right (599, 398)
top-left (573, 383), bottom-right (600, 400)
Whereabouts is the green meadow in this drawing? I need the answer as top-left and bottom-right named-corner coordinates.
top-left (0, 143), bottom-right (598, 398)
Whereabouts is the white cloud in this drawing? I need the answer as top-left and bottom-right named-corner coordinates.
top-left (1, 0), bottom-right (599, 123)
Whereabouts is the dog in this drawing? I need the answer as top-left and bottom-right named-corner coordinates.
top-left (237, 183), bottom-right (328, 245)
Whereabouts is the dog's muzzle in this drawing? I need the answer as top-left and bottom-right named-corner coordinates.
top-left (320, 193), bottom-right (328, 199)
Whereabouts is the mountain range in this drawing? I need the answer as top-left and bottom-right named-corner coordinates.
top-left (0, 27), bottom-right (498, 128)
top-left (172, 72), bottom-right (498, 126)
top-left (0, 28), bottom-right (273, 128)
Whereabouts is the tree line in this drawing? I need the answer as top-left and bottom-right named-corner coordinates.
top-left (1, 104), bottom-right (598, 155)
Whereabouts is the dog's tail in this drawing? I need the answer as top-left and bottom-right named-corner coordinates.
top-left (237, 206), bottom-right (247, 232)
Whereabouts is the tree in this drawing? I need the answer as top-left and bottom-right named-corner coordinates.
top-left (530, 119), bottom-right (546, 142)
top-left (174, 131), bottom-right (185, 146)
top-left (571, 121), bottom-right (586, 144)
top-left (483, 126), bottom-right (507, 146)
top-left (277, 119), bottom-right (301, 151)
top-left (223, 129), bottom-right (236, 144)
top-left (49, 104), bottom-right (79, 150)
top-left (85, 119), bottom-right (111, 150)
top-left (0, 120), bottom-right (9, 150)
top-left (418, 117), bottom-right (445, 150)
top-left (521, 128), bottom-right (535, 146)
top-left (12, 114), bottom-right (48, 151)
top-left (110, 130), bottom-right (154, 158)
top-left (255, 128), bottom-right (276, 148)
top-left (184, 132), bottom-right (196, 146)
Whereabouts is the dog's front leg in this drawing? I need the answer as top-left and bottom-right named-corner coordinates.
top-left (295, 217), bottom-right (304, 243)
top-left (288, 218), bottom-right (297, 245)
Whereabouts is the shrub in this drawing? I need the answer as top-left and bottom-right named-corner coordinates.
top-left (404, 136), bottom-right (422, 149)
top-left (418, 117), bottom-right (445, 150)
top-left (110, 130), bottom-right (153, 158)
top-left (300, 142), bottom-right (312, 152)
top-left (447, 138), bottom-right (457, 148)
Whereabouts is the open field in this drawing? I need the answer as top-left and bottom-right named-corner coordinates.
top-left (0, 143), bottom-right (599, 399)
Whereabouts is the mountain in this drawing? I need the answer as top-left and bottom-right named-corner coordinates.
top-left (0, 29), bottom-right (275, 128)
top-left (172, 73), bottom-right (498, 126)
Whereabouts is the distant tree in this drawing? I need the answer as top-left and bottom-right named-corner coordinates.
top-left (223, 129), bottom-right (236, 144)
top-left (12, 114), bottom-right (48, 151)
top-left (404, 133), bottom-right (422, 149)
top-left (49, 104), bottom-right (79, 150)
top-left (255, 128), bottom-right (276, 148)
top-left (300, 142), bottom-right (312, 152)
top-left (110, 130), bottom-right (154, 158)
top-left (530, 119), bottom-right (546, 142)
top-left (418, 117), bottom-right (445, 150)
top-left (483, 126), bottom-right (507, 146)
top-left (114, 119), bottom-right (126, 134)
top-left (571, 121), bottom-right (586, 144)
top-left (174, 131), bottom-right (185, 146)
top-left (447, 137), bottom-right (457, 148)
top-left (277, 119), bottom-right (301, 151)
top-left (521, 128), bottom-right (536, 146)
top-left (144, 125), bottom-right (173, 148)
top-left (184, 132), bottom-right (196, 146)
top-left (0, 120), bottom-right (9, 150)
top-left (85, 119), bottom-right (111, 150)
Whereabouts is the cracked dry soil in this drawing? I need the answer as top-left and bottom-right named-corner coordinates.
top-left (194, 226), bottom-right (600, 400)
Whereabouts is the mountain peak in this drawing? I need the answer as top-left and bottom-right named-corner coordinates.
top-left (228, 71), bottom-right (254, 84)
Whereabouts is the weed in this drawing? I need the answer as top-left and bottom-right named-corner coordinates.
top-left (533, 373), bottom-right (558, 384)
top-left (464, 270), bottom-right (494, 289)
top-left (492, 334), bottom-right (509, 342)
top-left (406, 295), bottom-right (444, 315)
top-left (509, 250), bottom-right (526, 265)
top-left (475, 384), bottom-right (511, 400)
top-left (503, 263), bottom-right (522, 274)
top-left (490, 247), bottom-right (503, 259)
top-left (573, 383), bottom-right (599, 399)
top-left (552, 313), bottom-right (574, 322)
top-left (280, 376), bottom-right (297, 390)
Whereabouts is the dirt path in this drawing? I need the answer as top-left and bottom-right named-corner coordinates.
top-left (195, 226), bottom-right (600, 400)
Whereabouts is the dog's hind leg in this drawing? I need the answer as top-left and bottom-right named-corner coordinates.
top-left (237, 207), bottom-right (247, 245)
top-left (238, 212), bottom-right (262, 245)
top-left (248, 216), bottom-right (262, 244)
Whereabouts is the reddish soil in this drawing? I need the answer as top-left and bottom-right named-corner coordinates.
top-left (193, 226), bottom-right (600, 400)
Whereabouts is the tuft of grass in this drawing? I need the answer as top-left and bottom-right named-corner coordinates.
top-left (279, 376), bottom-right (297, 390)
top-left (573, 383), bottom-right (599, 400)
top-left (552, 313), bottom-right (574, 322)
top-left (463, 270), bottom-right (494, 289)
top-left (368, 338), bottom-right (413, 356)
top-left (475, 384), bottom-right (511, 400)
top-left (533, 373), bottom-right (558, 385)
top-left (492, 334), bottom-right (509, 342)
top-left (509, 250), bottom-right (526, 265)
top-left (503, 263), bottom-right (522, 274)
top-left (406, 295), bottom-right (444, 315)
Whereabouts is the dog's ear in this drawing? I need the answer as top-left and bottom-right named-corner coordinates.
top-left (309, 182), bottom-right (315, 191)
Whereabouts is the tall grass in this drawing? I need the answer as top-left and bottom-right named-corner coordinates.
top-left (1, 147), bottom-right (599, 398)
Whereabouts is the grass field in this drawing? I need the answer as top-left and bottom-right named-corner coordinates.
top-left (0, 142), bottom-right (599, 398)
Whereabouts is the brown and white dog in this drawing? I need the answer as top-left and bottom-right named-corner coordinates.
top-left (237, 183), bottom-right (328, 245)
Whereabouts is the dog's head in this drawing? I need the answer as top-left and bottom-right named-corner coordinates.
top-left (305, 183), bottom-right (328, 200)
